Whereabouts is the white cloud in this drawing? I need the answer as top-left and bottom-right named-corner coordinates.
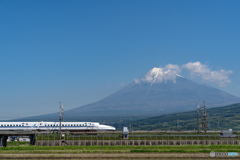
top-left (135, 61), bottom-right (232, 87)
top-left (183, 61), bottom-right (232, 86)
top-left (163, 64), bottom-right (181, 83)
top-left (134, 79), bottom-right (141, 84)
top-left (118, 82), bottom-right (126, 87)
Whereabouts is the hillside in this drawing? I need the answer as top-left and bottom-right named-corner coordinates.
top-left (129, 103), bottom-right (240, 131)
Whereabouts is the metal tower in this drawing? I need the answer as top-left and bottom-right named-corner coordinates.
top-left (202, 101), bottom-right (207, 133)
top-left (197, 103), bottom-right (200, 133)
top-left (59, 102), bottom-right (63, 140)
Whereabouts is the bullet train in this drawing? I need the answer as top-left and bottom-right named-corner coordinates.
top-left (0, 122), bottom-right (116, 131)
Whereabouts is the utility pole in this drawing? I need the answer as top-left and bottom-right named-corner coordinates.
top-left (198, 101), bottom-right (207, 133)
top-left (132, 123), bottom-right (133, 136)
top-left (59, 102), bottom-right (63, 140)
top-left (197, 103), bottom-right (200, 133)
top-left (177, 119), bottom-right (179, 131)
top-left (202, 101), bottom-right (207, 134)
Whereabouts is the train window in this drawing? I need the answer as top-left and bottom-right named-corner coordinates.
top-left (68, 124), bottom-right (70, 126)
top-left (71, 124), bottom-right (73, 126)
top-left (74, 124), bottom-right (75, 126)
top-left (4, 125), bottom-right (6, 126)
top-left (1, 125), bottom-right (2, 126)
top-left (53, 124), bottom-right (55, 126)
top-left (13, 125), bottom-right (15, 126)
top-left (7, 125), bottom-right (9, 126)
top-left (10, 125), bottom-right (12, 126)
top-left (16, 125), bottom-right (18, 126)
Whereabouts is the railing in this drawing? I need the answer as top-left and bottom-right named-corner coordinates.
top-left (36, 133), bottom-right (240, 141)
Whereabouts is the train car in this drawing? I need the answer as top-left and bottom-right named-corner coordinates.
top-left (0, 122), bottom-right (115, 131)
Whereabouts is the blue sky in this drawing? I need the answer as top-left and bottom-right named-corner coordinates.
top-left (0, 0), bottom-right (240, 119)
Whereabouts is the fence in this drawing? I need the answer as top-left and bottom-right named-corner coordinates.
top-left (35, 133), bottom-right (240, 146)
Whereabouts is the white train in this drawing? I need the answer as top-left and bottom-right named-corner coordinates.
top-left (0, 122), bottom-right (116, 131)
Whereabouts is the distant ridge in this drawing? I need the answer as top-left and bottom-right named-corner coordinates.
top-left (130, 103), bottom-right (240, 131)
top-left (17, 67), bottom-right (240, 121)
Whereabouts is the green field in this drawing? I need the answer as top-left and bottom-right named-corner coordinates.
top-left (1, 142), bottom-right (239, 159)
top-left (1, 142), bottom-right (240, 153)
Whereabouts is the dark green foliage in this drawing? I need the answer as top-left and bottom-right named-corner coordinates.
top-left (123, 103), bottom-right (240, 131)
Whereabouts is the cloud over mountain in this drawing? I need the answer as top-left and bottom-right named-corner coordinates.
top-left (183, 61), bottom-right (232, 86)
top-left (134, 64), bottom-right (181, 84)
top-left (135, 62), bottom-right (232, 87)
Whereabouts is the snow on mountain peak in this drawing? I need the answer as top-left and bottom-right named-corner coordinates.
top-left (134, 64), bottom-right (182, 85)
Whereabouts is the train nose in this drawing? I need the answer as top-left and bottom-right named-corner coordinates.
top-left (110, 126), bottom-right (116, 131)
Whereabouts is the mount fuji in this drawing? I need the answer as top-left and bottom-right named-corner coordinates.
top-left (23, 67), bottom-right (240, 120)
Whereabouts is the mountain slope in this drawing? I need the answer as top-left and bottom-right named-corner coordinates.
top-left (65, 76), bottom-right (240, 117)
top-left (16, 67), bottom-right (240, 121)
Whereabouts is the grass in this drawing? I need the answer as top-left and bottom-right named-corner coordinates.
top-left (1, 143), bottom-right (240, 154)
